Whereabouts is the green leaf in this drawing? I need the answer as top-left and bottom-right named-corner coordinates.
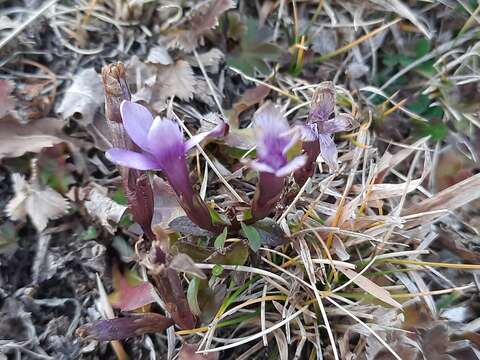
top-left (212, 264), bottom-right (224, 277)
top-left (208, 242), bottom-right (249, 265)
top-left (423, 106), bottom-right (444, 120)
top-left (252, 218), bottom-right (287, 247)
top-left (414, 38), bottom-right (431, 58)
top-left (214, 227), bottom-right (228, 249)
top-left (416, 122), bottom-right (449, 141)
top-left (209, 208), bottom-right (231, 226)
top-left (407, 94), bottom-right (430, 114)
top-left (226, 17), bottom-right (283, 76)
top-left (112, 189), bottom-right (128, 205)
top-left (240, 222), bottom-right (262, 252)
top-left (187, 276), bottom-right (201, 316)
top-left (81, 226), bottom-right (98, 241)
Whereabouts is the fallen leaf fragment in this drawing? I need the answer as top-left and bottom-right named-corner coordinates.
top-left (156, 60), bottom-right (196, 101)
top-left (0, 117), bottom-right (64, 159)
top-left (167, 0), bottom-right (236, 51)
top-left (127, 57), bottom-right (199, 108)
top-left (402, 173), bottom-right (480, 229)
top-left (57, 68), bottom-right (103, 126)
top-left (84, 184), bottom-right (128, 234)
top-left (6, 173), bottom-right (69, 232)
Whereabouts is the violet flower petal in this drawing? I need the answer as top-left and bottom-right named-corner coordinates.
top-left (254, 102), bottom-right (290, 135)
top-left (249, 160), bottom-right (276, 174)
top-left (317, 113), bottom-right (359, 134)
top-left (318, 133), bottom-right (338, 170)
top-left (309, 81), bottom-right (335, 123)
top-left (254, 102), bottom-right (291, 170)
top-left (106, 148), bottom-right (160, 170)
top-left (275, 155), bottom-right (307, 177)
top-left (120, 100), bottom-right (153, 151)
top-left (184, 121), bottom-right (228, 152)
top-left (147, 117), bottom-right (185, 168)
top-left (297, 124), bottom-right (317, 141)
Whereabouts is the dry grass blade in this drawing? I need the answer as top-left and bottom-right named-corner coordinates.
top-left (402, 173), bottom-right (480, 229)
top-left (197, 305), bottom-right (309, 353)
top-left (338, 268), bottom-right (402, 308)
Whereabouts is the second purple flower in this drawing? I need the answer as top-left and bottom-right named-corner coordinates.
top-left (249, 102), bottom-right (306, 221)
top-left (294, 82), bottom-right (359, 186)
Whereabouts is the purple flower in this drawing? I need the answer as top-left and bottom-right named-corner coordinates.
top-left (249, 102), bottom-right (306, 221)
top-left (106, 100), bottom-right (227, 233)
top-left (294, 82), bottom-right (358, 186)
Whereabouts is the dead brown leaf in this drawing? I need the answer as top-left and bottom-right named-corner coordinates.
top-left (166, 0), bottom-right (236, 51)
top-left (84, 184), bottom-right (128, 234)
top-left (0, 117), bottom-right (64, 159)
top-left (57, 68), bottom-right (103, 126)
top-left (6, 173), bottom-right (69, 232)
top-left (402, 173), bottom-right (480, 229)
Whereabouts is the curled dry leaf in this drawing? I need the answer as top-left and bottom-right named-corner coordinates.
top-left (57, 68), bottom-right (104, 126)
top-left (6, 173), bottom-right (69, 233)
top-left (231, 84), bottom-right (271, 127)
top-left (127, 57), bottom-right (199, 110)
top-left (166, 0), bottom-right (236, 52)
top-left (84, 184), bottom-right (127, 234)
top-left (0, 117), bottom-right (64, 159)
top-left (187, 48), bottom-right (225, 73)
top-left (169, 253), bottom-right (206, 279)
top-left (146, 46), bottom-right (173, 65)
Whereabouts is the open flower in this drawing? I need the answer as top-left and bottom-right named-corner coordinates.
top-left (250, 102), bottom-right (306, 221)
top-left (294, 82), bottom-right (359, 186)
top-left (106, 100), bottom-right (227, 233)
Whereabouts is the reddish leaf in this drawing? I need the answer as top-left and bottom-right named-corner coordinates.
top-left (108, 265), bottom-right (156, 312)
top-left (76, 313), bottom-right (173, 341)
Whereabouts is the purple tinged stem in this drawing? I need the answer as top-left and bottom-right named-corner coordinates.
top-left (251, 172), bottom-right (285, 221)
top-left (294, 140), bottom-right (320, 187)
top-left (163, 159), bottom-right (219, 233)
